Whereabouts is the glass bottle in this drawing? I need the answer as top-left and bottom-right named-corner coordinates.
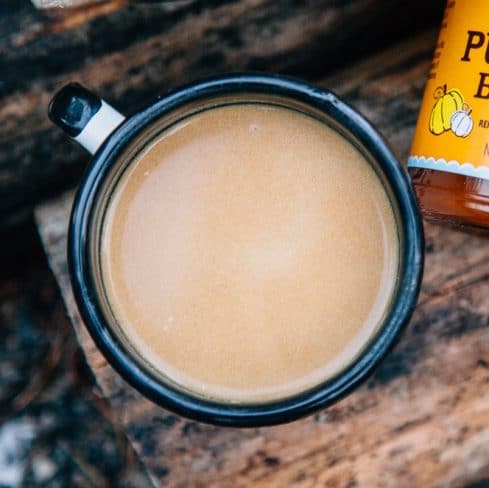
top-left (408, 0), bottom-right (489, 228)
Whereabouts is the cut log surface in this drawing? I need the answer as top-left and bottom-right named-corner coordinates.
top-left (35, 28), bottom-right (489, 488)
top-left (1, 0), bottom-right (446, 228)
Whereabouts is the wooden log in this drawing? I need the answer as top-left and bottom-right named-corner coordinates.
top-left (35, 29), bottom-right (489, 487)
top-left (1, 0), bottom-right (446, 228)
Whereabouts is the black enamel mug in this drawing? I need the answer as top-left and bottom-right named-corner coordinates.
top-left (49, 74), bottom-right (423, 427)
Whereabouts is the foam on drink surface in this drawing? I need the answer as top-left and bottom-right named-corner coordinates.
top-left (101, 104), bottom-right (399, 403)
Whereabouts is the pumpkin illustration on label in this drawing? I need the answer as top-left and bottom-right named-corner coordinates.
top-left (450, 103), bottom-right (473, 138)
top-left (429, 84), bottom-right (464, 135)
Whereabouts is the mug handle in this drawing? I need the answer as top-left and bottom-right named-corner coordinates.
top-left (48, 83), bottom-right (125, 155)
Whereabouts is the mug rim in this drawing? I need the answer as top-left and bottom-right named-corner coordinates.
top-left (68, 73), bottom-right (424, 427)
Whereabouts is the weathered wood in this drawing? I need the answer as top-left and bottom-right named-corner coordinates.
top-left (35, 29), bottom-right (489, 487)
top-left (1, 0), bottom-right (446, 228)
top-left (31, 0), bottom-right (103, 9)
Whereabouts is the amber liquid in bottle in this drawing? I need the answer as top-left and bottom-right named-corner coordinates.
top-left (409, 169), bottom-right (489, 228)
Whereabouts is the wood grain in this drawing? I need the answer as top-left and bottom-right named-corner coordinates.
top-left (35, 29), bottom-right (489, 488)
top-left (1, 0), bottom-right (446, 228)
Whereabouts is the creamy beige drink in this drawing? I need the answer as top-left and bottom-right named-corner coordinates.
top-left (100, 104), bottom-right (399, 403)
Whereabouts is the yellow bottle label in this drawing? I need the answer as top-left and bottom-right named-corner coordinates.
top-left (409, 0), bottom-right (489, 180)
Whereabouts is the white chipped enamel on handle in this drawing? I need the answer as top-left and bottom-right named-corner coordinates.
top-left (75, 101), bottom-right (125, 155)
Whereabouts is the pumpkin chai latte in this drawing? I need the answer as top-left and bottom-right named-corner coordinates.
top-left (100, 104), bottom-right (399, 403)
